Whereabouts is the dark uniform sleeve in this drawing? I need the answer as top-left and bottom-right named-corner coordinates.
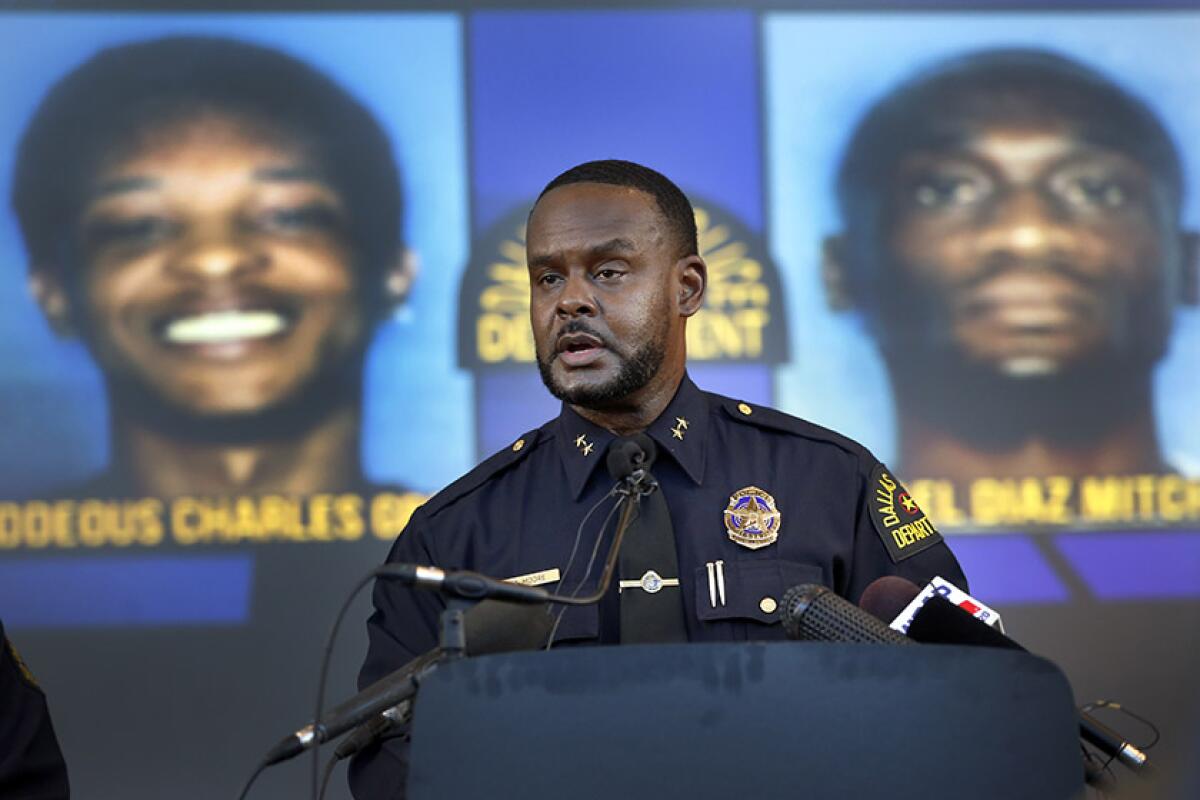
top-left (348, 510), bottom-right (446, 800)
top-left (0, 623), bottom-right (69, 800)
top-left (844, 460), bottom-right (968, 604)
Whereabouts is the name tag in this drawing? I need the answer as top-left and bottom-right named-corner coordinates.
top-left (505, 568), bottom-right (561, 587)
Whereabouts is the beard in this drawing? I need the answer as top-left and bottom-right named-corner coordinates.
top-left (536, 319), bottom-right (668, 409)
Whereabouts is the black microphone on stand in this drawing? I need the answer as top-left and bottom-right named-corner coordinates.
top-left (781, 583), bottom-right (912, 645)
top-left (606, 433), bottom-right (657, 487)
top-left (376, 563), bottom-right (552, 604)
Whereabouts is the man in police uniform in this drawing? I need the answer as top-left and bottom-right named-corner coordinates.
top-left (351, 160), bottom-right (966, 797)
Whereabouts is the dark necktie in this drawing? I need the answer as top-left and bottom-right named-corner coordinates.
top-left (617, 473), bottom-right (688, 643)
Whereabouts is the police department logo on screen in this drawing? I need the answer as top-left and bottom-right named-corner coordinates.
top-left (457, 200), bottom-right (790, 369)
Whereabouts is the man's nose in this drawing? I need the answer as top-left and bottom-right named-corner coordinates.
top-left (168, 222), bottom-right (268, 281)
top-left (556, 272), bottom-right (596, 317)
top-left (974, 187), bottom-right (1074, 263)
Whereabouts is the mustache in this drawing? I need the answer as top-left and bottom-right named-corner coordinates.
top-left (950, 253), bottom-right (1104, 294)
top-left (554, 320), bottom-right (614, 350)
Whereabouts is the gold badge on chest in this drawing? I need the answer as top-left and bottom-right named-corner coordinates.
top-left (724, 486), bottom-right (781, 550)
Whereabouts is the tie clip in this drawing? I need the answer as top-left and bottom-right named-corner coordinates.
top-left (619, 570), bottom-right (680, 594)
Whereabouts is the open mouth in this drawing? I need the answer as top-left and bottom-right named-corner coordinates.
top-left (555, 331), bottom-right (606, 367)
top-left (157, 308), bottom-right (293, 346)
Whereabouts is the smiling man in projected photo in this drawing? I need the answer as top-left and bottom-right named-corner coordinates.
top-left (11, 36), bottom-right (413, 499)
top-left (824, 49), bottom-right (1199, 504)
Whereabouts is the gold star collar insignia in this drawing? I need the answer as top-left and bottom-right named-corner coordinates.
top-left (575, 433), bottom-right (594, 457)
top-left (671, 416), bottom-right (689, 440)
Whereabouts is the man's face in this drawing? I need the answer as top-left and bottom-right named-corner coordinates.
top-left (526, 183), bottom-right (684, 409)
top-left (867, 117), bottom-right (1181, 378)
top-left (49, 112), bottom-right (367, 417)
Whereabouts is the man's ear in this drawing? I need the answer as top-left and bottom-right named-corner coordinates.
top-left (1181, 231), bottom-right (1199, 306)
top-left (28, 269), bottom-right (75, 336)
top-left (822, 234), bottom-right (856, 312)
top-left (382, 247), bottom-right (420, 309)
top-left (676, 254), bottom-right (707, 317)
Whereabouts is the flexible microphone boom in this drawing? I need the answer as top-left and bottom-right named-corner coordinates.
top-left (377, 563), bottom-right (552, 604)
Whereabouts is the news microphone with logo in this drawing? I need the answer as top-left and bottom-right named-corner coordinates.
top-left (263, 600), bottom-right (554, 766)
top-left (858, 576), bottom-right (1152, 775)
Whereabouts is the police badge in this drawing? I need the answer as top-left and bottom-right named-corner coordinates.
top-left (724, 486), bottom-right (781, 550)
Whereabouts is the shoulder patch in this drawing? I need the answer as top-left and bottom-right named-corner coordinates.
top-left (868, 463), bottom-right (942, 563)
top-left (716, 396), bottom-right (872, 461)
top-left (422, 428), bottom-right (543, 518)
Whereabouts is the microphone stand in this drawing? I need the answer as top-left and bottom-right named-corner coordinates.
top-left (438, 595), bottom-right (473, 660)
top-left (329, 598), bottom-right (473, 764)
top-left (244, 464), bottom-right (661, 800)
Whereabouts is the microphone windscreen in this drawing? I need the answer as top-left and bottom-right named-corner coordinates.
top-left (463, 599), bottom-right (554, 656)
top-left (781, 583), bottom-right (913, 645)
top-left (858, 575), bottom-right (923, 624)
top-left (605, 434), bottom-right (658, 480)
top-left (906, 596), bottom-right (1025, 652)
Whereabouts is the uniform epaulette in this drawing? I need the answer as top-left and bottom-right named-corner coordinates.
top-left (715, 396), bottom-right (874, 464)
top-left (421, 428), bottom-right (543, 518)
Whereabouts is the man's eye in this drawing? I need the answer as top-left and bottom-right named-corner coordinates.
top-left (596, 268), bottom-right (623, 280)
top-left (912, 176), bottom-right (984, 209)
top-left (1061, 177), bottom-right (1129, 210)
top-left (83, 216), bottom-right (176, 249)
top-left (258, 204), bottom-right (344, 234)
top-left (536, 272), bottom-right (563, 287)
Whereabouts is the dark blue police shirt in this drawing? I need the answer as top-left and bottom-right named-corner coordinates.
top-left (350, 375), bottom-right (966, 798)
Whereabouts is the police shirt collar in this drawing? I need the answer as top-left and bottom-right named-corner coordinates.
top-left (554, 374), bottom-right (708, 499)
top-left (642, 373), bottom-right (707, 487)
top-left (554, 406), bottom-right (617, 500)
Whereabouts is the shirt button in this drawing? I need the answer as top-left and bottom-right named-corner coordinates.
top-left (512, 439), bottom-right (525, 452)
top-left (738, 403), bottom-right (753, 416)
top-left (759, 596), bottom-right (777, 614)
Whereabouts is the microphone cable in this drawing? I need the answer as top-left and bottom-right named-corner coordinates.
top-left (317, 751), bottom-right (339, 800)
top-left (235, 758), bottom-right (269, 800)
top-left (308, 565), bottom-right (396, 800)
top-left (236, 564), bottom-right (395, 800)
top-left (546, 489), bottom-right (627, 648)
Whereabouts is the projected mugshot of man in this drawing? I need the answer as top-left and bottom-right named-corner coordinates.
top-left (824, 49), bottom-right (1197, 491)
top-left (11, 36), bottom-right (412, 498)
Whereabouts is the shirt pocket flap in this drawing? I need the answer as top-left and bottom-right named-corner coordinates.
top-left (694, 560), bottom-right (825, 625)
